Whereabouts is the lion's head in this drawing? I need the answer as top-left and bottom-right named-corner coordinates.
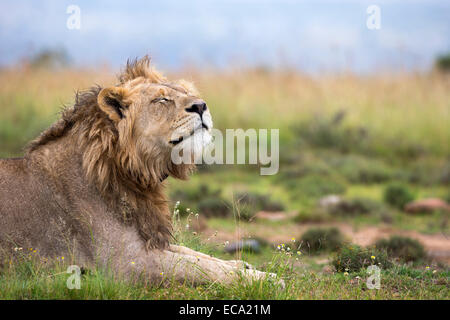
top-left (97, 57), bottom-right (213, 185)
top-left (98, 58), bottom-right (213, 170)
top-left (27, 57), bottom-right (213, 248)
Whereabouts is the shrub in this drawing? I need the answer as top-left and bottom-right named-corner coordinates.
top-left (236, 206), bottom-right (255, 221)
top-left (234, 192), bottom-right (285, 221)
top-left (300, 227), bottom-right (344, 254)
top-left (383, 183), bottom-right (415, 209)
top-left (328, 197), bottom-right (383, 217)
top-left (332, 244), bottom-right (392, 272)
top-left (170, 184), bottom-right (225, 216)
top-left (293, 110), bottom-right (369, 153)
top-left (375, 236), bottom-right (426, 263)
top-left (171, 184), bottom-right (222, 203)
top-left (198, 198), bottom-right (231, 218)
top-left (235, 192), bottom-right (285, 212)
top-left (435, 53), bottom-right (450, 72)
top-left (328, 155), bottom-right (394, 184)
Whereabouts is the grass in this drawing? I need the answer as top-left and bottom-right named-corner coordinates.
top-left (0, 66), bottom-right (449, 299)
top-left (0, 239), bottom-right (448, 300)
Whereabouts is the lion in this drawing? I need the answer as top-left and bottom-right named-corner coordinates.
top-left (0, 57), bottom-right (277, 287)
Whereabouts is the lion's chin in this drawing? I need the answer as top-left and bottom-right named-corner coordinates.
top-left (172, 128), bottom-right (212, 155)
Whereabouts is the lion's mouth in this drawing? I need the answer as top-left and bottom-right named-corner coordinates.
top-left (169, 123), bottom-right (209, 146)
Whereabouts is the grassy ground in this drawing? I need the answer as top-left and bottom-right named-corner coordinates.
top-left (1, 265), bottom-right (448, 299)
top-left (0, 66), bottom-right (448, 299)
top-left (0, 232), bottom-right (448, 300)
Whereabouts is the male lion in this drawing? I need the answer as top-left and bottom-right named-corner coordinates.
top-left (0, 57), bottom-right (276, 286)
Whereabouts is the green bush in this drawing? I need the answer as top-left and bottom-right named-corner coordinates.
top-left (198, 198), bottom-right (231, 218)
top-left (170, 184), bottom-right (225, 216)
top-left (171, 184), bottom-right (222, 203)
top-left (383, 183), bottom-right (415, 209)
top-left (328, 155), bottom-right (394, 184)
top-left (435, 53), bottom-right (450, 72)
top-left (234, 192), bottom-right (285, 221)
top-left (332, 244), bottom-right (392, 272)
top-left (375, 236), bottom-right (426, 263)
top-left (235, 192), bottom-right (285, 212)
top-left (300, 227), bottom-right (344, 254)
top-left (293, 111), bottom-right (369, 153)
top-left (328, 197), bottom-right (383, 217)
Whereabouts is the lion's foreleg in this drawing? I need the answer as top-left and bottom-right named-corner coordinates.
top-left (148, 246), bottom-right (279, 287)
top-left (168, 244), bottom-right (254, 270)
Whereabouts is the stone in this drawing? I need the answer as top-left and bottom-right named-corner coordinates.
top-left (404, 198), bottom-right (450, 214)
top-left (254, 211), bottom-right (288, 221)
top-left (224, 239), bottom-right (261, 254)
top-left (318, 195), bottom-right (343, 208)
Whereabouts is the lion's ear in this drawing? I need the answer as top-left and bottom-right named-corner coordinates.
top-left (97, 87), bottom-right (130, 122)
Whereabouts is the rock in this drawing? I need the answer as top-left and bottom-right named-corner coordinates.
top-left (224, 239), bottom-right (261, 254)
top-left (404, 198), bottom-right (450, 214)
top-left (318, 195), bottom-right (343, 209)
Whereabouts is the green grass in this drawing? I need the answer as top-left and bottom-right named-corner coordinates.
top-left (1, 244), bottom-right (448, 300)
top-left (2, 206), bottom-right (445, 300)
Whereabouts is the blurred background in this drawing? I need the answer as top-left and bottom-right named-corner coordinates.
top-left (0, 0), bottom-right (449, 270)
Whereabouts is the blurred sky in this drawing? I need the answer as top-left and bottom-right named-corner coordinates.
top-left (0, 0), bottom-right (449, 73)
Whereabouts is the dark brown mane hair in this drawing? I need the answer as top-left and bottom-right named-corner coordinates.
top-left (27, 56), bottom-right (162, 153)
top-left (25, 56), bottom-right (191, 249)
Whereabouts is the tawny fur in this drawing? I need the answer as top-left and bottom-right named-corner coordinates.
top-left (26, 57), bottom-right (193, 250)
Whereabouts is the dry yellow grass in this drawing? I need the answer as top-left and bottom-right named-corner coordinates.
top-left (0, 67), bottom-right (448, 156)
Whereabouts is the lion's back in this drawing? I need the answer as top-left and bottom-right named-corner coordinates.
top-left (0, 158), bottom-right (31, 210)
top-left (0, 158), bottom-right (66, 255)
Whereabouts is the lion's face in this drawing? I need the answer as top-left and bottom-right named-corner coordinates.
top-left (97, 77), bottom-right (213, 172)
top-left (130, 80), bottom-right (213, 153)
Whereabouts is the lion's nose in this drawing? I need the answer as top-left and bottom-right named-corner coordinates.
top-left (185, 102), bottom-right (207, 116)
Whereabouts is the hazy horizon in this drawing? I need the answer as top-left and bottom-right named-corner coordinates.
top-left (1, 0), bottom-right (449, 74)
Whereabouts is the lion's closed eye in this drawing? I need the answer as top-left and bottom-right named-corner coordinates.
top-left (152, 97), bottom-right (171, 104)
